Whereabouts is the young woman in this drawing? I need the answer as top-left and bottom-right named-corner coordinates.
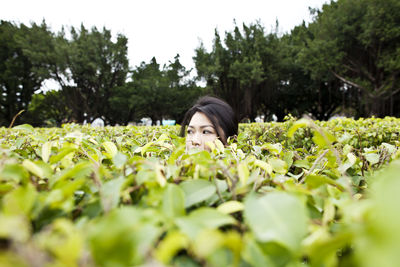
top-left (180, 96), bottom-right (238, 151)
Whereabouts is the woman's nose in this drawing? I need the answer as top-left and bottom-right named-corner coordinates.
top-left (191, 133), bottom-right (201, 146)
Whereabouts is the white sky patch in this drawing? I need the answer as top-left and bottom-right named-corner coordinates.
top-left (1, 0), bottom-right (328, 70)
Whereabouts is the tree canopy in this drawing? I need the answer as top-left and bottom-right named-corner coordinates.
top-left (300, 0), bottom-right (400, 116)
top-left (0, 20), bottom-right (53, 126)
top-left (0, 0), bottom-right (399, 126)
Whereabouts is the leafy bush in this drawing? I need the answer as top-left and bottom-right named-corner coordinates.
top-left (0, 117), bottom-right (399, 266)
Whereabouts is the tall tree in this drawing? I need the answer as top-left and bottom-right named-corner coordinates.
top-left (163, 55), bottom-right (202, 122)
top-left (301, 0), bottom-right (400, 117)
top-left (279, 22), bottom-right (347, 120)
top-left (130, 57), bottom-right (168, 123)
top-left (25, 90), bottom-right (72, 126)
top-left (9, 23), bottom-right (129, 125)
top-left (62, 25), bottom-right (130, 123)
top-left (112, 55), bottom-right (202, 125)
top-left (194, 22), bottom-right (283, 121)
top-left (0, 21), bottom-right (53, 126)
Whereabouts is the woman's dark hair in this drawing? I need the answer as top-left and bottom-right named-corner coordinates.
top-left (180, 96), bottom-right (238, 144)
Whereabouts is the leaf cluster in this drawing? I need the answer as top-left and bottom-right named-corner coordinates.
top-left (0, 117), bottom-right (400, 266)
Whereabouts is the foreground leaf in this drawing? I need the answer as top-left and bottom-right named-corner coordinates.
top-left (180, 179), bottom-right (216, 208)
top-left (244, 192), bottom-right (308, 252)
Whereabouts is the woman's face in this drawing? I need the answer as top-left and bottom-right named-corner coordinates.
top-left (186, 112), bottom-right (219, 151)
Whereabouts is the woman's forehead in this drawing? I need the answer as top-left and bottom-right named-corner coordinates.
top-left (189, 112), bottom-right (214, 127)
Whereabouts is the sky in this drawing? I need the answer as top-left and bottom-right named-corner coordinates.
top-left (1, 0), bottom-right (329, 71)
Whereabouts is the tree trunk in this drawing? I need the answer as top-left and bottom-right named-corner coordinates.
top-left (243, 87), bottom-right (252, 121)
top-left (367, 96), bottom-right (384, 117)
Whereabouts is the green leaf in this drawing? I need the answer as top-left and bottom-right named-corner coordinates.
top-left (101, 176), bottom-right (125, 213)
top-left (365, 153), bottom-right (379, 165)
top-left (217, 201), bottom-right (244, 214)
top-left (102, 141), bottom-right (118, 158)
top-left (293, 159), bottom-right (311, 169)
top-left (243, 235), bottom-right (275, 267)
top-left (305, 174), bottom-right (345, 191)
top-left (22, 159), bottom-right (44, 178)
top-left (244, 192), bottom-right (308, 252)
top-left (0, 183), bottom-right (14, 194)
top-left (88, 207), bottom-right (161, 266)
top-left (38, 219), bottom-right (83, 265)
top-left (287, 119), bottom-right (309, 138)
top-left (137, 141), bottom-right (154, 156)
top-left (0, 214), bottom-right (31, 242)
top-left (354, 160), bottom-right (400, 267)
top-left (238, 162), bottom-right (250, 185)
top-left (192, 229), bottom-right (225, 258)
top-left (312, 129), bottom-right (336, 148)
top-left (176, 208), bottom-right (236, 239)
top-left (338, 132), bottom-right (352, 143)
top-left (338, 152), bottom-right (357, 173)
top-left (113, 152), bottom-right (127, 169)
top-left (0, 164), bottom-right (29, 184)
top-left (205, 141), bottom-right (216, 152)
top-left (41, 141), bottom-right (52, 163)
top-left (49, 146), bottom-right (77, 164)
top-left (347, 152), bottom-right (357, 165)
top-left (162, 184), bottom-right (186, 217)
top-left (53, 161), bottom-right (92, 187)
top-left (13, 124), bottom-right (34, 132)
top-left (155, 231), bottom-right (189, 264)
top-left (283, 151), bottom-right (294, 168)
top-left (3, 183), bottom-right (37, 216)
top-left (167, 145), bottom-right (185, 165)
top-left (155, 164), bottom-right (167, 187)
top-left (45, 177), bottom-right (85, 209)
top-left (254, 159), bottom-right (273, 175)
top-left (186, 208), bottom-right (236, 228)
top-left (180, 179), bottom-right (216, 208)
top-left (268, 158), bottom-right (288, 174)
top-left (215, 139), bottom-right (225, 153)
top-left (381, 142), bottom-right (396, 155)
top-left (262, 143), bottom-right (282, 154)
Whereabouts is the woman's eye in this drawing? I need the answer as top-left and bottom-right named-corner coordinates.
top-left (187, 129), bottom-right (194, 134)
top-left (203, 130), bottom-right (213, 134)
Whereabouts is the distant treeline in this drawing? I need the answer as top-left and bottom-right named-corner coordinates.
top-left (1, 0), bottom-right (399, 127)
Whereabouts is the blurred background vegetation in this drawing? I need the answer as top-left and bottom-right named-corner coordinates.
top-left (0, 0), bottom-right (399, 127)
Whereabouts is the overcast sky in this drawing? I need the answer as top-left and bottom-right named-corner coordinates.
top-left (2, 0), bottom-right (328, 70)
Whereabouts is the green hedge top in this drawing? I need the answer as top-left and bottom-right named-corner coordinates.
top-left (0, 117), bottom-right (400, 267)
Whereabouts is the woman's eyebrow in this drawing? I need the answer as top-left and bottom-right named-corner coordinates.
top-left (188, 125), bottom-right (215, 129)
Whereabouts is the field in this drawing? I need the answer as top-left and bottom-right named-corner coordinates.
top-left (1, 117), bottom-right (400, 267)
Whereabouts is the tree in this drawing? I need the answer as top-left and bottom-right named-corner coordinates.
top-left (163, 55), bottom-right (203, 122)
top-left (301, 0), bottom-right (400, 117)
top-left (129, 57), bottom-right (168, 124)
top-left (194, 22), bottom-right (284, 121)
top-left (59, 25), bottom-right (130, 123)
top-left (113, 56), bottom-right (202, 125)
top-left (25, 90), bottom-right (72, 126)
top-left (278, 22), bottom-right (348, 120)
top-left (0, 21), bottom-right (53, 126)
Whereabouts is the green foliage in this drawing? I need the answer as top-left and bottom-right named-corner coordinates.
top-left (244, 192), bottom-right (308, 252)
top-left (354, 160), bottom-right (400, 267)
top-left (194, 22), bottom-right (283, 121)
top-left (4, 23), bottom-right (203, 126)
top-left (60, 25), bottom-right (130, 124)
top-left (111, 55), bottom-right (202, 124)
top-left (0, 20), bottom-right (54, 126)
top-left (300, 0), bottom-right (400, 117)
top-left (0, 117), bottom-right (400, 266)
top-left (3, 0), bottom-right (400, 126)
top-left (25, 90), bottom-right (72, 126)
